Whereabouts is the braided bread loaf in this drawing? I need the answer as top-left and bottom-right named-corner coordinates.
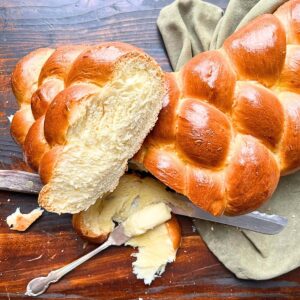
top-left (10, 42), bottom-right (165, 214)
top-left (134, 0), bottom-right (300, 216)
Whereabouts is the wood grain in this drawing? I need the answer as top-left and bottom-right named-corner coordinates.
top-left (0, 0), bottom-right (299, 299)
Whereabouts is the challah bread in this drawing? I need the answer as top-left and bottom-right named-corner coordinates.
top-left (10, 43), bottom-right (165, 214)
top-left (135, 0), bottom-right (300, 216)
top-left (73, 174), bottom-right (181, 284)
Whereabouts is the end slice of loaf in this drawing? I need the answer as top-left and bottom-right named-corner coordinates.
top-left (38, 52), bottom-right (165, 214)
top-left (72, 174), bottom-right (182, 284)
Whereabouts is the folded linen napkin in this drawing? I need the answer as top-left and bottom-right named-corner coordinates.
top-left (158, 0), bottom-right (300, 280)
top-left (158, 0), bottom-right (287, 70)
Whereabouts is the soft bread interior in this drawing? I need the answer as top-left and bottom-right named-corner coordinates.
top-left (123, 202), bottom-right (172, 237)
top-left (73, 174), bottom-right (184, 236)
top-left (39, 56), bottom-right (164, 214)
top-left (126, 222), bottom-right (176, 285)
top-left (73, 174), bottom-right (182, 284)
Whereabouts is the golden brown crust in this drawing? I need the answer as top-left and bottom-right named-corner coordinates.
top-left (142, 147), bottom-right (186, 195)
top-left (150, 73), bottom-right (180, 142)
top-left (11, 48), bottom-right (54, 106)
top-left (66, 42), bottom-right (140, 86)
top-left (182, 50), bottom-right (236, 112)
top-left (23, 116), bottom-right (50, 171)
top-left (38, 146), bottom-right (63, 184)
top-left (31, 79), bottom-right (64, 119)
top-left (278, 92), bottom-right (300, 174)
top-left (232, 83), bottom-right (284, 149)
top-left (225, 135), bottom-right (280, 215)
top-left (72, 213), bottom-right (108, 244)
top-left (10, 107), bottom-right (34, 146)
top-left (176, 100), bottom-right (231, 168)
top-left (38, 45), bottom-right (88, 85)
top-left (165, 215), bottom-right (181, 250)
top-left (44, 84), bottom-right (99, 146)
top-left (136, 2), bottom-right (300, 216)
top-left (274, 0), bottom-right (300, 44)
top-left (278, 45), bottom-right (300, 92)
top-left (223, 14), bottom-right (286, 87)
top-left (187, 168), bottom-right (225, 216)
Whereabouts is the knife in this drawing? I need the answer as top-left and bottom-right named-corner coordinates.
top-left (0, 170), bottom-right (288, 234)
top-left (169, 197), bottom-right (287, 235)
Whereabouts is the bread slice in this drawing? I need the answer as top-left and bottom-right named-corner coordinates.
top-left (73, 174), bottom-right (181, 284)
top-left (38, 52), bottom-right (165, 214)
top-left (126, 216), bottom-right (180, 284)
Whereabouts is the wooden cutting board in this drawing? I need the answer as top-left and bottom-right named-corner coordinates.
top-left (0, 1), bottom-right (300, 299)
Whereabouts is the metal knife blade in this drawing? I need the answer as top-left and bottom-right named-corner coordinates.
top-left (0, 170), bottom-right (42, 194)
top-left (0, 170), bottom-right (288, 234)
top-left (169, 195), bottom-right (288, 235)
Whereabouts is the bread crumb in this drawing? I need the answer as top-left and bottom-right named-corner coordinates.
top-left (27, 254), bottom-right (43, 262)
top-left (50, 254), bottom-right (57, 260)
top-left (82, 241), bottom-right (88, 249)
top-left (7, 114), bottom-right (14, 123)
top-left (211, 226), bottom-right (214, 231)
top-left (6, 207), bottom-right (43, 231)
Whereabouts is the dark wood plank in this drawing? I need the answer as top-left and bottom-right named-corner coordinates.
top-left (1, 191), bottom-right (300, 300)
top-left (0, 0), bottom-right (299, 299)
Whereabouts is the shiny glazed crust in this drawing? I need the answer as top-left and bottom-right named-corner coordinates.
top-left (135, 0), bottom-right (300, 216)
top-left (72, 212), bottom-right (109, 244)
top-left (165, 216), bottom-right (181, 250)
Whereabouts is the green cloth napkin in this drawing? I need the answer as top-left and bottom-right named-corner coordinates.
top-left (158, 0), bottom-right (287, 70)
top-left (158, 0), bottom-right (300, 280)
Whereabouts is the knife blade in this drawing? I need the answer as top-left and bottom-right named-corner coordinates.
top-left (0, 170), bottom-right (288, 234)
top-left (169, 195), bottom-right (288, 235)
top-left (0, 170), bottom-right (42, 194)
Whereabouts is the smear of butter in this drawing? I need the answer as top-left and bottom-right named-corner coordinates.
top-left (123, 202), bottom-right (171, 237)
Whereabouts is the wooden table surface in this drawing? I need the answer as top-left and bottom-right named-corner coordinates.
top-left (0, 1), bottom-right (300, 299)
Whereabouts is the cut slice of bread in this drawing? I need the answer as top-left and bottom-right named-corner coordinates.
top-left (38, 52), bottom-right (165, 214)
top-left (72, 174), bottom-right (182, 284)
top-left (122, 202), bottom-right (172, 237)
top-left (126, 216), bottom-right (180, 284)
